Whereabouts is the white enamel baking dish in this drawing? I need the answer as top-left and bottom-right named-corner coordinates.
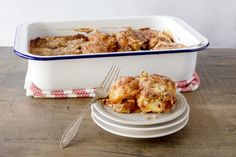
top-left (14, 16), bottom-right (209, 90)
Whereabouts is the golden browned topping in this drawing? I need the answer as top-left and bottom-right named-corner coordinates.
top-left (116, 27), bottom-right (147, 51)
top-left (30, 27), bottom-right (185, 56)
top-left (81, 31), bottom-right (118, 53)
top-left (103, 76), bottom-right (140, 113)
top-left (74, 27), bottom-right (93, 33)
top-left (103, 71), bottom-right (177, 114)
top-left (137, 72), bottom-right (177, 113)
top-left (30, 34), bottom-right (88, 56)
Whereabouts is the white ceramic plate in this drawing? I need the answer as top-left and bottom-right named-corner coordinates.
top-left (93, 92), bottom-right (188, 125)
top-left (91, 112), bottom-right (189, 138)
top-left (91, 104), bottom-right (189, 131)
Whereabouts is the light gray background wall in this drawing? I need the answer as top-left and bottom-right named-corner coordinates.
top-left (0, 0), bottom-right (235, 47)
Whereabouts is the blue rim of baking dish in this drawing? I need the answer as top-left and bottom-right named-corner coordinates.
top-left (14, 42), bottom-right (209, 61)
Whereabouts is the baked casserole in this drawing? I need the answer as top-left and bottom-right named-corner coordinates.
top-left (103, 71), bottom-right (177, 114)
top-left (30, 27), bottom-right (185, 56)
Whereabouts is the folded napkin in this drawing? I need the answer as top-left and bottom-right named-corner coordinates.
top-left (26, 72), bottom-right (200, 98)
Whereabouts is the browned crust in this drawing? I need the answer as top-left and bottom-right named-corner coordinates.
top-left (30, 28), bottom-right (185, 56)
top-left (104, 71), bottom-right (177, 114)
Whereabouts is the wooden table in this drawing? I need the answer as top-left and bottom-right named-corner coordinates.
top-left (0, 48), bottom-right (235, 157)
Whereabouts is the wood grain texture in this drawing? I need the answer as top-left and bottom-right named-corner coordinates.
top-left (0, 48), bottom-right (235, 157)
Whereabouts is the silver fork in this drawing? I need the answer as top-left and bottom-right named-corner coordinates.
top-left (60, 65), bottom-right (120, 148)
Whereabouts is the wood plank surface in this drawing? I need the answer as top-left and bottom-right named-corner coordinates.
top-left (0, 48), bottom-right (235, 157)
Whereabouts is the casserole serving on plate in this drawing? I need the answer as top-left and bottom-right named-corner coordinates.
top-left (14, 16), bottom-right (209, 90)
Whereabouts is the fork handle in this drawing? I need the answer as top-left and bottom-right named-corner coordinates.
top-left (60, 97), bottom-right (96, 148)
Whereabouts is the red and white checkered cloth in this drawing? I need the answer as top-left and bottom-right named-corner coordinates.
top-left (176, 72), bottom-right (200, 92)
top-left (26, 72), bottom-right (200, 98)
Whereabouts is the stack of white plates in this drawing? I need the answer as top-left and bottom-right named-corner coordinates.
top-left (91, 92), bottom-right (190, 138)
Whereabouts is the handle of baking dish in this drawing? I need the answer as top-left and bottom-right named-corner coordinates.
top-left (189, 41), bottom-right (208, 49)
top-left (172, 16), bottom-right (210, 47)
top-left (14, 24), bottom-right (28, 55)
